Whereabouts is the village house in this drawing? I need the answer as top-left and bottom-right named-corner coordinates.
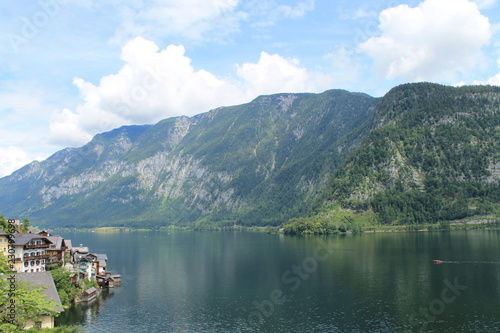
top-left (96, 271), bottom-right (121, 288)
top-left (45, 235), bottom-right (71, 266)
top-left (75, 253), bottom-right (97, 280)
top-left (71, 245), bottom-right (109, 281)
top-left (94, 254), bottom-right (108, 275)
top-left (69, 248), bottom-right (114, 284)
top-left (71, 244), bottom-right (89, 262)
top-left (37, 231), bottom-right (73, 263)
top-left (11, 234), bottom-right (52, 273)
top-left (37, 230), bottom-right (50, 237)
top-left (15, 271), bottom-right (64, 329)
top-left (0, 228), bottom-right (9, 254)
top-left (82, 286), bottom-right (99, 302)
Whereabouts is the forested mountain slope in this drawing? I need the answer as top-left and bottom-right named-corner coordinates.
top-left (1, 83), bottom-right (498, 229)
top-left (0, 90), bottom-right (377, 228)
top-left (315, 83), bottom-right (500, 225)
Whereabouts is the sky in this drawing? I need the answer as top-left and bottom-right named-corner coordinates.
top-left (1, 0), bottom-right (500, 177)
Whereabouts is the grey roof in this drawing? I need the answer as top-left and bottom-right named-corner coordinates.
top-left (84, 287), bottom-right (98, 294)
top-left (63, 239), bottom-right (72, 250)
top-left (71, 246), bottom-right (88, 254)
top-left (46, 236), bottom-right (63, 251)
top-left (0, 228), bottom-right (8, 236)
top-left (95, 254), bottom-right (108, 261)
top-left (15, 272), bottom-right (64, 312)
top-left (76, 253), bottom-right (97, 263)
top-left (12, 234), bottom-right (53, 246)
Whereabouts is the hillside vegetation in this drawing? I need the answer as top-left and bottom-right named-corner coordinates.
top-left (284, 83), bottom-right (499, 233)
top-left (0, 83), bottom-right (498, 230)
top-left (0, 90), bottom-right (376, 228)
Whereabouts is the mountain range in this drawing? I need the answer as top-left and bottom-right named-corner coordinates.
top-left (0, 83), bottom-right (498, 228)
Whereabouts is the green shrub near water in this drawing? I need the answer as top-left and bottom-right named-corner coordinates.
top-left (282, 205), bottom-right (377, 235)
top-left (50, 269), bottom-right (81, 306)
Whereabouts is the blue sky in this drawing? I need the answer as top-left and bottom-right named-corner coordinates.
top-left (1, 0), bottom-right (499, 177)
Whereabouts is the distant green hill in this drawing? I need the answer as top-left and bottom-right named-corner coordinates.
top-left (0, 83), bottom-right (498, 229)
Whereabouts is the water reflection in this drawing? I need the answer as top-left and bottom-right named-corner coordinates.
top-left (55, 230), bottom-right (500, 332)
top-left (56, 288), bottom-right (114, 327)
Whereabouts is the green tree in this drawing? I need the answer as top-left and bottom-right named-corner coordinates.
top-left (50, 269), bottom-right (80, 306)
top-left (0, 255), bottom-right (66, 333)
top-left (22, 218), bottom-right (30, 234)
top-left (0, 216), bottom-right (8, 231)
top-left (0, 279), bottom-right (63, 330)
top-left (0, 253), bottom-right (13, 274)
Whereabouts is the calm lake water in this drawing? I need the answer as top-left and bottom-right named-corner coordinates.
top-left (55, 230), bottom-right (500, 332)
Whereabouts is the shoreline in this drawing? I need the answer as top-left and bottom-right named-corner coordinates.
top-left (46, 217), bottom-right (500, 235)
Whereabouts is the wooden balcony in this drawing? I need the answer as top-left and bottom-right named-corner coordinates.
top-left (25, 244), bottom-right (50, 249)
top-left (23, 254), bottom-right (49, 261)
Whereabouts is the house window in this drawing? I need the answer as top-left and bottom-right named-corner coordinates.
top-left (24, 262), bottom-right (28, 267)
top-left (35, 321), bottom-right (42, 328)
top-left (36, 260), bottom-right (40, 265)
top-left (36, 268), bottom-right (39, 272)
top-left (31, 261), bottom-right (34, 266)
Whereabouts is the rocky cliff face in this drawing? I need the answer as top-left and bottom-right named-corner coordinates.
top-left (0, 90), bottom-right (377, 228)
top-left (3, 83), bottom-right (497, 228)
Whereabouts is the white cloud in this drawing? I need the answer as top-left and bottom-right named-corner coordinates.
top-left (0, 147), bottom-right (39, 178)
top-left (111, 0), bottom-right (245, 44)
top-left (0, 80), bottom-right (66, 177)
top-left (236, 51), bottom-right (330, 94)
top-left (49, 108), bottom-right (93, 146)
top-left (110, 0), bottom-right (316, 44)
top-left (358, 0), bottom-right (492, 82)
top-left (473, 72), bottom-right (500, 85)
top-left (48, 37), bottom-right (332, 146)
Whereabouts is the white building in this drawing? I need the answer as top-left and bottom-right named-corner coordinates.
top-left (12, 234), bottom-right (52, 273)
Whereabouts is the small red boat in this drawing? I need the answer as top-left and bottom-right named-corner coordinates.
top-left (433, 260), bottom-right (444, 264)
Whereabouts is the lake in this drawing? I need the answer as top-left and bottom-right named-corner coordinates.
top-left (55, 230), bottom-right (500, 332)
